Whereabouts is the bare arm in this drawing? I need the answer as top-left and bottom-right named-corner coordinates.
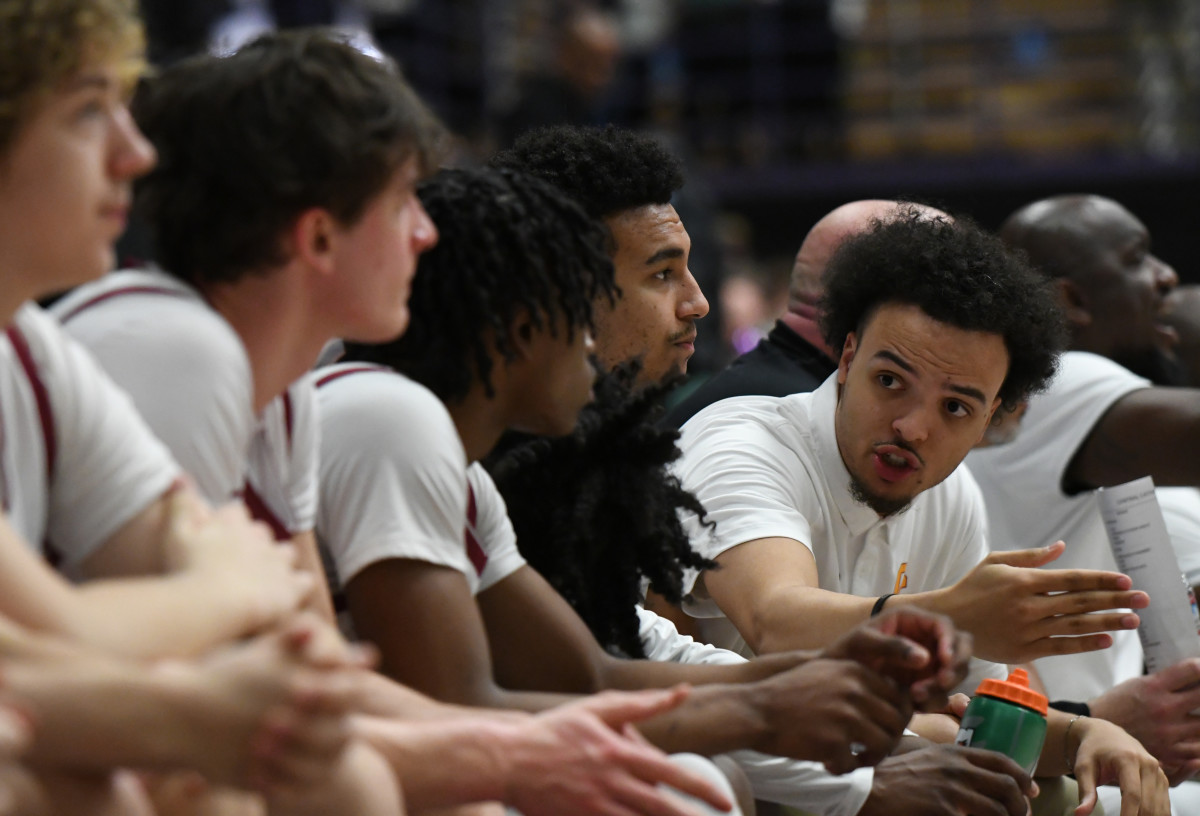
top-left (344, 557), bottom-right (580, 711)
top-left (1069, 387), bottom-right (1200, 490)
top-left (349, 553), bottom-right (921, 762)
top-left (703, 537), bottom-right (1145, 664)
top-left (355, 687), bottom-right (732, 816)
top-left (478, 566), bottom-right (807, 694)
top-left (1039, 710), bottom-right (1169, 816)
top-left (0, 490), bottom-right (311, 660)
top-left (0, 612), bottom-right (362, 792)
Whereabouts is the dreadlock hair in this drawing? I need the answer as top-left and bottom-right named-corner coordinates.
top-left (485, 361), bottom-right (715, 658)
top-left (820, 206), bottom-right (1066, 412)
top-left (342, 166), bottom-right (616, 403)
top-left (489, 124), bottom-right (684, 220)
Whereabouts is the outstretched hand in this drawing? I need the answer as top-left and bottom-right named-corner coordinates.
top-left (942, 541), bottom-right (1146, 664)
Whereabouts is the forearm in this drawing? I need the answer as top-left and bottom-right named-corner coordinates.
top-left (352, 713), bottom-right (516, 810)
top-left (747, 586), bottom-right (889, 654)
top-left (355, 670), bottom-right (548, 724)
top-left (7, 649), bottom-right (219, 772)
top-left (635, 683), bottom-right (769, 756)
top-left (596, 650), bottom-right (811, 691)
top-left (1033, 707), bottom-right (1079, 777)
top-left (65, 573), bottom-right (263, 659)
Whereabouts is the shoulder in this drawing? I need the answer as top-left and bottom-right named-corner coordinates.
top-left (315, 366), bottom-right (453, 437)
top-left (53, 269), bottom-right (247, 379)
top-left (1050, 351), bottom-right (1150, 395)
top-left (678, 391), bottom-right (817, 467)
top-left (9, 303), bottom-right (123, 408)
top-left (315, 367), bottom-right (464, 472)
top-left (680, 393), bottom-right (799, 439)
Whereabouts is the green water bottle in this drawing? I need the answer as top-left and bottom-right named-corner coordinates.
top-left (954, 668), bottom-right (1048, 775)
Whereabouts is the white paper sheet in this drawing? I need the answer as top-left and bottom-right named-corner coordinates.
top-left (1098, 476), bottom-right (1200, 673)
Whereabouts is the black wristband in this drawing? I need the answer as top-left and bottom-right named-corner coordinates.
top-left (1049, 700), bottom-right (1091, 717)
top-left (871, 594), bottom-right (894, 617)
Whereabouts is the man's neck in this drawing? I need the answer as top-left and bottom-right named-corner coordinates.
top-left (782, 303), bottom-right (836, 361)
top-left (205, 270), bottom-right (329, 413)
top-left (445, 383), bottom-right (513, 463)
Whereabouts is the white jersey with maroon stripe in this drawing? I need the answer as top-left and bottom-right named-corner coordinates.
top-left (0, 303), bottom-right (178, 568)
top-left (466, 464), bottom-right (527, 593)
top-left (52, 268), bottom-right (313, 538)
top-left (313, 365), bottom-right (525, 594)
top-left (245, 379), bottom-right (318, 538)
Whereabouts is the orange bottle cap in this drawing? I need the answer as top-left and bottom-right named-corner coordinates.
top-left (975, 668), bottom-right (1048, 716)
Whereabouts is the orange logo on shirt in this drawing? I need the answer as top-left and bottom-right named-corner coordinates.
top-left (894, 563), bottom-right (908, 594)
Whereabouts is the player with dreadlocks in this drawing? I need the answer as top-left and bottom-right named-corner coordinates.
top-left (481, 125), bottom-right (715, 655)
top-left (487, 361), bottom-right (711, 659)
top-left (315, 163), bottom-right (980, 814)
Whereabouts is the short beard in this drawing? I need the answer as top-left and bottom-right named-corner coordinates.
top-left (1110, 346), bottom-right (1185, 387)
top-left (848, 474), bottom-right (912, 518)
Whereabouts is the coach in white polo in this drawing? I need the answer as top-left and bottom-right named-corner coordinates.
top-left (675, 209), bottom-right (1143, 676)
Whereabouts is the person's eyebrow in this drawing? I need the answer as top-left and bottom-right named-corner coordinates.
top-left (874, 349), bottom-right (914, 374)
top-left (875, 350), bottom-right (987, 405)
top-left (644, 247), bottom-right (684, 266)
top-left (947, 383), bottom-right (987, 406)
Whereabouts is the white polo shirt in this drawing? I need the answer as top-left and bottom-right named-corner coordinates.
top-left (314, 366), bottom-right (525, 594)
top-left (966, 351), bottom-right (1150, 701)
top-left (675, 375), bottom-right (1004, 689)
top-left (53, 269), bottom-right (316, 539)
top-left (0, 303), bottom-right (178, 568)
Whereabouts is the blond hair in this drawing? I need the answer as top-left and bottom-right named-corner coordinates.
top-left (0, 0), bottom-right (145, 155)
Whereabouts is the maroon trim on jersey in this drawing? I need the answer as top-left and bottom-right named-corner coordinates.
top-left (464, 483), bottom-right (488, 577)
top-left (6, 326), bottom-right (56, 483)
top-left (242, 481), bottom-right (291, 542)
top-left (313, 364), bottom-right (386, 389)
top-left (54, 285), bottom-right (192, 324)
top-left (282, 390), bottom-right (294, 457)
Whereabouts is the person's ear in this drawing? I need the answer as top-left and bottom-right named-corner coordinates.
top-left (1056, 277), bottom-right (1091, 330)
top-left (291, 208), bottom-right (337, 276)
top-left (837, 331), bottom-right (858, 386)
top-left (509, 312), bottom-right (537, 359)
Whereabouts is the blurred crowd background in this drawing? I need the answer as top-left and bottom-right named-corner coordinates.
top-left (134, 0), bottom-right (1200, 375)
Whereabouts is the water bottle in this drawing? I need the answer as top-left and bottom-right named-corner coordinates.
top-left (954, 668), bottom-right (1048, 775)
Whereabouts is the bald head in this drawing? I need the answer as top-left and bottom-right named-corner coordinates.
top-left (789, 200), bottom-right (949, 310)
top-left (1001, 194), bottom-right (1179, 374)
top-left (999, 195), bottom-right (1125, 282)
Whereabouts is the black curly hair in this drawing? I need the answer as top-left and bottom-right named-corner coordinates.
top-left (486, 361), bottom-right (715, 658)
top-left (819, 207), bottom-right (1066, 411)
top-left (488, 124), bottom-right (684, 220)
top-left (342, 166), bottom-right (616, 403)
